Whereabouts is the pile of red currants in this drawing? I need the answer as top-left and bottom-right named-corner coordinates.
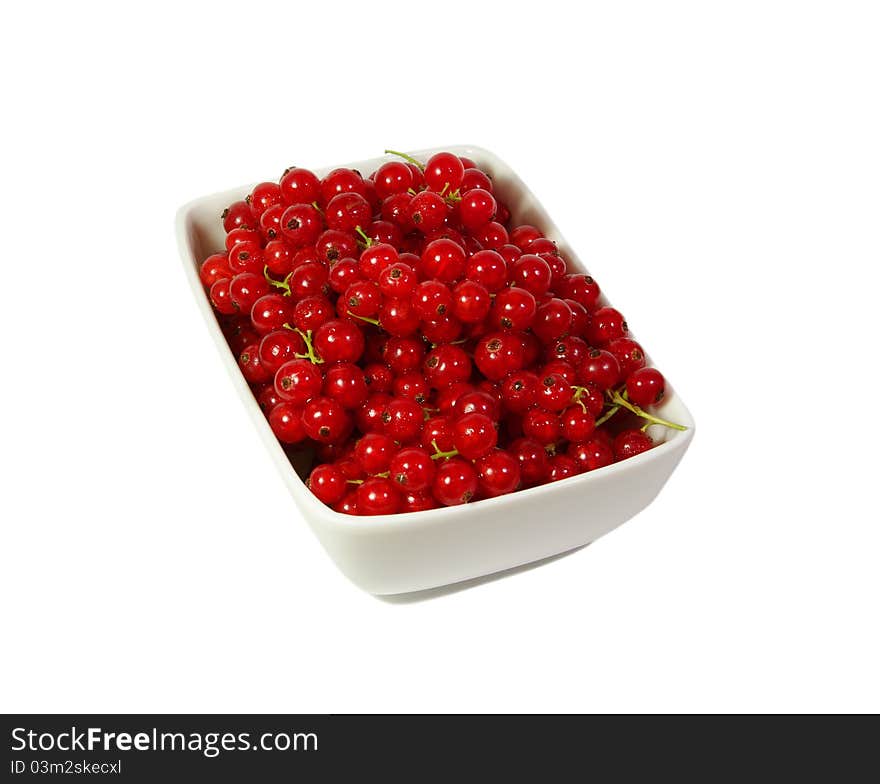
top-left (200, 150), bottom-right (687, 515)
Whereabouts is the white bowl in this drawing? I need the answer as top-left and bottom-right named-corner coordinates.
top-left (175, 145), bottom-right (695, 595)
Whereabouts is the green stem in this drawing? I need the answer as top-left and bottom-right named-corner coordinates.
top-left (430, 440), bottom-right (459, 461)
top-left (348, 312), bottom-right (381, 327)
top-left (384, 149), bottom-right (425, 171)
top-left (287, 327), bottom-right (324, 364)
top-left (264, 265), bottom-right (291, 293)
top-left (594, 405), bottom-right (620, 428)
top-left (354, 225), bottom-right (373, 248)
top-left (608, 388), bottom-right (687, 431)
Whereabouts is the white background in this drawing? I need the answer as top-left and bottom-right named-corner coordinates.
top-left (1, 1), bottom-right (878, 713)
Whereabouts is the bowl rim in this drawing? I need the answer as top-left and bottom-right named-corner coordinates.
top-left (175, 144), bottom-right (695, 533)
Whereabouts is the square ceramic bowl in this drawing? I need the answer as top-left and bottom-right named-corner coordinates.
top-left (176, 145), bottom-right (695, 595)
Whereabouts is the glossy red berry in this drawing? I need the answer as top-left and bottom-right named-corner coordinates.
top-left (432, 457), bottom-right (478, 506)
top-left (452, 280), bottom-right (491, 324)
top-left (626, 367), bottom-right (666, 407)
top-left (389, 447), bottom-right (436, 492)
top-left (308, 463), bottom-right (347, 505)
top-left (459, 188), bottom-right (496, 230)
top-left (274, 359), bottom-right (323, 406)
top-left (424, 344), bottom-right (472, 388)
top-left (474, 332), bottom-right (524, 381)
top-left (491, 287), bottom-right (537, 331)
top-left (509, 437), bottom-right (550, 486)
top-left (268, 402), bottom-right (307, 443)
top-left (313, 319), bottom-right (365, 364)
top-left (382, 396), bottom-right (424, 443)
top-left (424, 151), bottom-right (465, 193)
top-left (279, 167), bottom-right (320, 206)
top-left (357, 477), bottom-right (401, 516)
top-left (578, 349), bottom-right (621, 390)
top-left (475, 449), bottom-right (520, 497)
top-left (453, 412), bottom-right (497, 460)
top-left (354, 432), bottom-right (397, 474)
top-left (567, 438), bottom-right (614, 472)
top-left (613, 429), bottom-right (654, 460)
top-left (302, 396), bottom-right (351, 444)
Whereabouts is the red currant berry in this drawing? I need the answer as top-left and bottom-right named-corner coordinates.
top-left (222, 200), bottom-right (256, 232)
top-left (209, 278), bottom-right (238, 315)
top-left (424, 344), bottom-right (472, 388)
top-left (274, 358), bottom-right (322, 405)
top-left (432, 457), bottom-right (478, 506)
top-left (626, 367), bottom-right (666, 407)
top-left (313, 319), bottom-right (365, 364)
top-left (328, 257), bottom-right (362, 294)
top-left (229, 272), bottom-right (270, 313)
top-left (560, 404), bottom-right (596, 442)
top-left (279, 203), bottom-right (322, 248)
top-left (382, 396), bottom-right (424, 443)
top-left (316, 229), bottom-right (358, 264)
top-left (408, 190), bottom-right (447, 232)
top-left (354, 432), bottom-right (397, 474)
top-left (548, 454), bottom-right (578, 482)
top-left (357, 477), bottom-right (401, 516)
top-left (382, 336), bottom-right (426, 374)
top-left (499, 370), bottom-right (540, 414)
top-left (587, 307), bottom-right (628, 345)
top-left (490, 287), bottom-right (537, 331)
top-left (421, 238), bottom-right (467, 283)
top-left (379, 297), bottom-right (421, 337)
top-left (250, 293), bottom-right (293, 334)
top-left (475, 449), bottom-right (521, 497)
top-left (356, 392), bottom-right (392, 434)
top-left (607, 337), bottom-right (647, 378)
top-left (237, 343), bottom-right (271, 384)
top-left (228, 240), bottom-right (264, 275)
top-left (325, 192), bottom-right (371, 233)
top-left (465, 250), bottom-right (508, 293)
top-left (374, 161), bottom-right (414, 199)
top-left (532, 298), bottom-right (573, 343)
top-left (248, 181), bottom-right (283, 218)
top-left (613, 429), bottom-right (654, 461)
top-left (422, 415), bottom-right (455, 452)
top-left (578, 349), bottom-right (620, 390)
top-left (322, 362), bottom-right (368, 409)
top-left (302, 396), bottom-right (351, 444)
top-left (378, 262), bottom-right (417, 299)
top-left (510, 254), bottom-right (552, 296)
top-left (268, 402), bottom-right (307, 443)
top-left (333, 490), bottom-right (359, 515)
top-left (292, 295), bottom-right (334, 333)
top-left (424, 151), bottom-right (465, 193)
top-left (454, 390), bottom-right (500, 420)
top-left (413, 280), bottom-right (453, 321)
top-left (522, 407), bottom-right (560, 445)
top-left (474, 332), bottom-right (524, 381)
top-left (459, 188), bottom-right (496, 230)
top-left (472, 220), bottom-right (506, 249)
top-left (453, 412), bottom-right (497, 460)
top-left (558, 273), bottom-right (601, 311)
top-left (200, 253), bottom-right (233, 287)
top-left (308, 463), bottom-right (347, 505)
top-left (389, 447), bottom-right (436, 492)
top-left (319, 168), bottom-right (367, 206)
top-left (509, 437), bottom-right (550, 486)
top-left (567, 438), bottom-right (614, 472)
top-left (537, 373), bottom-right (572, 412)
top-left (280, 167), bottom-right (320, 206)
top-left (452, 280), bottom-right (491, 323)
top-left (258, 329), bottom-right (305, 375)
